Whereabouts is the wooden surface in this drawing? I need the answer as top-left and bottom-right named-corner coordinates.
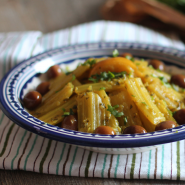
top-left (1, 169), bottom-right (185, 185)
top-left (0, 0), bottom-right (106, 33)
top-left (0, 0), bottom-right (184, 184)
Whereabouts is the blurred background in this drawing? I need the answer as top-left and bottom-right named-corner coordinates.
top-left (1, 0), bottom-right (185, 41)
top-left (0, 0), bottom-right (106, 33)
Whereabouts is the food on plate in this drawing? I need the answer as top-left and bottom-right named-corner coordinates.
top-left (122, 125), bottom-right (147, 134)
top-left (149, 59), bottom-right (165, 71)
top-left (94, 126), bottom-right (116, 135)
top-left (170, 74), bottom-right (185, 88)
top-left (36, 81), bottom-right (50, 95)
top-left (47, 64), bottom-right (63, 79)
top-left (22, 51), bottom-right (185, 135)
top-left (155, 121), bottom-right (177, 131)
top-left (61, 114), bottom-right (78, 131)
top-left (23, 91), bottom-right (42, 110)
top-left (173, 109), bottom-right (185, 125)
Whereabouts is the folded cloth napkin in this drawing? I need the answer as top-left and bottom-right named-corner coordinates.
top-left (0, 21), bottom-right (185, 180)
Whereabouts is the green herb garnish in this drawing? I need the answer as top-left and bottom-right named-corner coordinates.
top-left (167, 108), bottom-right (173, 116)
top-left (71, 74), bottom-right (76, 81)
top-left (112, 49), bottom-right (119, 57)
top-left (141, 102), bottom-right (148, 106)
top-left (128, 72), bottom-right (132, 78)
top-left (151, 74), bottom-right (158, 78)
top-left (107, 105), bottom-right (124, 117)
top-left (123, 116), bottom-right (128, 126)
top-left (89, 71), bottom-right (127, 83)
top-left (66, 71), bottom-right (72, 75)
top-left (159, 76), bottom-right (171, 88)
top-left (99, 87), bottom-right (106, 91)
top-left (149, 65), bottom-right (154, 69)
top-left (69, 108), bottom-right (74, 115)
top-left (125, 55), bottom-right (135, 62)
top-left (172, 84), bottom-right (179, 91)
top-left (62, 108), bottom-right (74, 117)
top-left (62, 112), bottom-right (70, 117)
top-left (82, 59), bottom-right (96, 68)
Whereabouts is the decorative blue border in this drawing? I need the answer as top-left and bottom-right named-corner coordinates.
top-left (0, 42), bottom-right (185, 148)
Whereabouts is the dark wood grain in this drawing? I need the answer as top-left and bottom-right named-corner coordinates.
top-left (0, 170), bottom-right (185, 185)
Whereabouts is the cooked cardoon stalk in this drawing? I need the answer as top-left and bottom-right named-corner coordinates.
top-left (32, 83), bottom-right (74, 117)
top-left (75, 78), bottom-right (127, 94)
top-left (152, 95), bottom-right (177, 123)
top-left (38, 96), bottom-right (77, 125)
top-left (125, 78), bottom-right (166, 132)
top-left (76, 92), bottom-right (102, 133)
top-left (95, 90), bottom-right (121, 134)
top-left (109, 89), bottom-right (143, 130)
top-left (43, 64), bottom-right (90, 102)
top-left (145, 77), bottom-right (185, 111)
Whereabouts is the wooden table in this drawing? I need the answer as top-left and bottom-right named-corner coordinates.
top-left (0, 0), bottom-right (184, 184)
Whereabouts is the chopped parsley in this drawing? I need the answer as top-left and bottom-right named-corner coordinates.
top-left (62, 112), bottom-right (70, 117)
top-left (89, 71), bottom-right (127, 83)
top-left (66, 71), bottom-right (72, 75)
top-left (151, 74), bottom-right (158, 78)
top-left (99, 87), bottom-right (106, 91)
top-left (107, 105), bottom-right (124, 117)
top-left (141, 102), bottom-right (148, 106)
top-left (167, 108), bottom-right (173, 116)
top-left (149, 65), bottom-right (154, 69)
top-left (71, 74), bottom-right (76, 81)
top-left (62, 108), bottom-right (74, 117)
top-left (131, 95), bottom-right (136, 97)
top-left (112, 49), bottom-right (119, 57)
top-left (70, 108), bottom-right (74, 115)
top-left (82, 59), bottom-right (96, 68)
top-left (125, 55), bottom-right (135, 62)
top-left (123, 116), bottom-right (128, 126)
top-left (151, 96), bottom-right (154, 101)
top-left (159, 76), bottom-right (171, 88)
top-left (171, 83), bottom-right (179, 91)
top-left (128, 72), bottom-right (132, 78)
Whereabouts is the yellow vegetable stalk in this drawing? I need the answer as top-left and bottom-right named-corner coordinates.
top-left (125, 78), bottom-right (166, 132)
top-left (43, 64), bottom-right (90, 102)
top-left (31, 82), bottom-right (74, 117)
top-left (38, 96), bottom-right (77, 125)
top-left (76, 92), bottom-right (102, 133)
top-left (75, 78), bottom-right (127, 94)
top-left (95, 90), bottom-right (121, 134)
top-left (109, 89), bottom-right (143, 130)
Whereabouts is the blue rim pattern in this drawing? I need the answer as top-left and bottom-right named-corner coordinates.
top-left (0, 42), bottom-right (185, 148)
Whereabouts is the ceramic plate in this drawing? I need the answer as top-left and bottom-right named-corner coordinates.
top-left (1, 42), bottom-right (185, 154)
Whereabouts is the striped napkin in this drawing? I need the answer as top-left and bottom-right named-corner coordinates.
top-left (0, 21), bottom-right (185, 180)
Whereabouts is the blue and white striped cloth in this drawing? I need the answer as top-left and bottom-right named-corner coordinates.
top-left (0, 21), bottom-right (185, 180)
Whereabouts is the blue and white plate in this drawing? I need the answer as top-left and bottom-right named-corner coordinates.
top-left (1, 42), bottom-right (185, 155)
